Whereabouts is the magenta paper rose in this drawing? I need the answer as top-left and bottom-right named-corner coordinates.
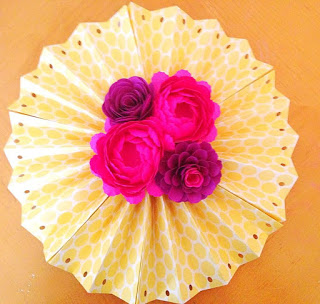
top-left (102, 76), bottom-right (154, 125)
top-left (155, 141), bottom-right (222, 204)
top-left (151, 70), bottom-right (220, 143)
top-left (90, 119), bottom-right (173, 204)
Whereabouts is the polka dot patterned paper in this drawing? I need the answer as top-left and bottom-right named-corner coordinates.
top-left (5, 3), bottom-right (298, 304)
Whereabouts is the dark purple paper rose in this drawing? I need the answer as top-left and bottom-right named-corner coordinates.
top-left (102, 76), bottom-right (154, 124)
top-left (155, 141), bottom-right (222, 203)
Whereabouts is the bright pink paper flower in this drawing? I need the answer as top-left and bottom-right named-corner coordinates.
top-left (90, 119), bottom-right (173, 204)
top-left (151, 70), bottom-right (220, 143)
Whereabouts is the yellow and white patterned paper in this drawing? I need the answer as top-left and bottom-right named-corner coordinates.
top-left (5, 3), bottom-right (298, 304)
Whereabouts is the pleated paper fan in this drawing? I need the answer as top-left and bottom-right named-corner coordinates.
top-left (5, 3), bottom-right (298, 304)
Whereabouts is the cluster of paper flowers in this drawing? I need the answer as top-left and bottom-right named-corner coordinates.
top-left (90, 70), bottom-right (222, 204)
top-left (4, 3), bottom-right (299, 304)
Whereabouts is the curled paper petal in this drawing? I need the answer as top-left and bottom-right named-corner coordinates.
top-left (103, 182), bottom-right (121, 196)
top-left (104, 117), bottom-right (112, 133)
top-left (124, 191), bottom-right (146, 204)
top-left (146, 180), bottom-right (163, 197)
top-left (151, 71), bottom-right (169, 92)
top-left (174, 69), bottom-right (192, 77)
top-left (90, 133), bottom-right (105, 153)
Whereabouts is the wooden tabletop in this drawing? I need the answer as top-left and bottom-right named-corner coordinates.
top-left (1, 0), bottom-right (320, 303)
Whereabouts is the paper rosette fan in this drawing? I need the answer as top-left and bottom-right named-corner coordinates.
top-left (5, 3), bottom-right (298, 304)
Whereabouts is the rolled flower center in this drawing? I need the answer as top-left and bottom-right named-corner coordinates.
top-left (175, 100), bottom-right (193, 118)
top-left (120, 141), bottom-right (140, 167)
top-left (184, 168), bottom-right (204, 187)
top-left (123, 95), bottom-right (137, 108)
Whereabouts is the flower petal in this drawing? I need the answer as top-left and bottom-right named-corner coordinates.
top-left (125, 191), bottom-right (146, 204)
top-left (192, 149), bottom-right (208, 160)
top-left (185, 156), bottom-right (198, 164)
top-left (186, 143), bottom-right (199, 153)
top-left (159, 160), bottom-right (169, 175)
top-left (160, 178), bottom-right (171, 192)
top-left (163, 134), bottom-right (175, 151)
top-left (174, 69), bottom-right (192, 78)
top-left (104, 117), bottom-right (112, 132)
top-left (90, 133), bottom-right (105, 153)
top-left (89, 155), bottom-right (103, 177)
top-left (187, 192), bottom-right (202, 204)
top-left (201, 182), bottom-right (216, 196)
top-left (151, 71), bottom-right (169, 93)
top-left (197, 80), bottom-right (211, 94)
top-left (168, 154), bottom-right (179, 169)
top-left (172, 174), bottom-right (181, 187)
top-left (147, 179), bottom-right (163, 197)
top-left (200, 142), bottom-right (212, 151)
top-left (176, 141), bottom-right (189, 154)
top-left (168, 186), bottom-right (184, 202)
top-left (103, 182), bottom-right (121, 196)
top-left (204, 124), bottom-right (217, 142)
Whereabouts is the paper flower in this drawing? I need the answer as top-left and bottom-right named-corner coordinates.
top-left (90, 119), bottom-right (172, 204)
top-left (102, 76), bottom-right (154, 124)
top-left (155, 141), bottom-right (222, 203)
top-left (151, 70), bottom-right (220, 143)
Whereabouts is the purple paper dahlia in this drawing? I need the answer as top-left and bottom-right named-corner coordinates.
top-left (102, 76), bottom-right (154, 124)
top-left (155, 141), bottom-right (222, 203)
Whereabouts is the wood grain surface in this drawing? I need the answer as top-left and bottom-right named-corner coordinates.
top-left (1, 0), bottom-right (320, 303)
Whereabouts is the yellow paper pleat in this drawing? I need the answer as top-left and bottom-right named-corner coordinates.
top-left (49, 195), bottom-right (150, 304)
top-left (128, 2), bottom-right (273, 102)
top-left (136, 196), bottom-right (226, 303)
top-left (136, 196), bottom-right (185, 303)
top-left (8, 150), bottom-right (92, 200)
top-left (9, 86), bottom-right (104, 132)
top-left (5, 112), bottom-right (93, 147)
top-left (46, 190), bottom-right (281, 304)
top-left (19, 164), bottom-right (106, 261)
top-left (129, 3), bottom-right (180, 82)
top-left (17, 52), bottom-right (104, 120)
top-left (4, 112), bottom-right (93, 167)
top-left (45, 25), bottom-right (115, 101)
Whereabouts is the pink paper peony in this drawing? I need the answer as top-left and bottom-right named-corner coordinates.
top-left (90, 119), bottom-right (173, 204)
top-left (151, 70), bottom-right (220, 143)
